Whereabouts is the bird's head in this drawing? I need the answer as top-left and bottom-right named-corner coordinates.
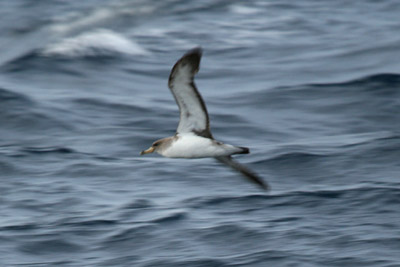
top-left (140, 138), bottom-right (171, 155)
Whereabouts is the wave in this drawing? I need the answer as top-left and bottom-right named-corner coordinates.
top-left (123, 199), bottom-right (154, 210)
top-left (1, 51), bottom-right (84, 75)
top-left (0, 88), bottom-right (72, 133)
top-left (49, 2), bottom-right (157, 36)
top-left (194, 223), bottom-right (263, 241)
top-left (186, 185), bottom-right (400, 209)
top-left (18, 238), bottom-right (82, 254)
top-left (1, 29), bottom-right (149, 73)
top-left (42, 29), bottom-right (149, 58)
top-left (140, 259), bottom-right (227, 267)
top-left (102, 224), bottom-right (156, 249)
top-left (241, 72), bottom-right (400, 104)
top-left (0, 223), bottom-right (39, 231)
top-left (309, 73), bottom-right (400, 90)
top-left (259, 151), bottom-right (329, 165)
top-left (0, 160), bottom-right (19, 175)
top-left (256, 132), bottom-right (399, 161)
top-left (337, 134), bottom-right (400, 154)
top-left (53, 162), bottom-right (130, 178)
top-left (69, 97), bottom-right (177, 131)
top-left (0, 87), bottom-right (34, 108)
top-left (20, 146), bottom-right (75, 155)
top-left (71, 97), bottom-right (151, 114)
top-left (232, 73), bottom-right (400, 139)
top-left (60, 219), bottom-right (118, 227)
top-left (0, 113), bottom-right (71, 134)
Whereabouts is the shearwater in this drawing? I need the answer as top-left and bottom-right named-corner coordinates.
top-left (141, 48), bottom-right (268, 190)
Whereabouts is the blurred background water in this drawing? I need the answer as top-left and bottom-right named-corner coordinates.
top-left (1, 0), bottom-right (400, 266)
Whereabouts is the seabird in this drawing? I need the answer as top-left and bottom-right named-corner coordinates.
top-left (140, 47), bottom-right (268, 190)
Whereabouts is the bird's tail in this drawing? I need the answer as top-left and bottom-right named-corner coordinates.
top-left (236, 146), bottom-right (249, 154)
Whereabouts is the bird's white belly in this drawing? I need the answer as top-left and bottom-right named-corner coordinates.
top-left (160, 135), bottom-right (235, 158)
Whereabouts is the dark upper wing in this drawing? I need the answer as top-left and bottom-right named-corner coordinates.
top-left (216, 156), bottom-right (269, 191)
top-left (168, 47), bottom-right (212, 139)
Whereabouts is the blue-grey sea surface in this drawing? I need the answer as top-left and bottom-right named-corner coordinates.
top-left (1, 0), bottom-right (400, 266)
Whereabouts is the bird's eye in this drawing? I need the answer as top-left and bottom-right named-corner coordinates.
top-left (153, 143), bottom-right (158, 147)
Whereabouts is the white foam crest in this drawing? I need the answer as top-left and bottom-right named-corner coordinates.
top-left (42, 29), bottom-right (149, 57)
top-left (51, 8), bottom-right (113, 35)
top-left (50, 4), bottom-right (155, 35)
top-left (229, 4), bottom-right (260, 15)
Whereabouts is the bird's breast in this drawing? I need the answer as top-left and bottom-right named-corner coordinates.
top-left (159, 134), bottom-right (233, 158)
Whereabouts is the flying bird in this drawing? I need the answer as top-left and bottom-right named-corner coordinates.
top-left (140, 48), bottom-right (268, 190)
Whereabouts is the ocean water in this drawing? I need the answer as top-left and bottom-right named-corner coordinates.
top-left (1, 0), bottom-right (400, 266)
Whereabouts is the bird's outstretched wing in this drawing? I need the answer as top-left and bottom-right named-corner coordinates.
top-left (168, 47), bottom-right (212, 139)
top-left (216, 156), bottom-right (269, 190)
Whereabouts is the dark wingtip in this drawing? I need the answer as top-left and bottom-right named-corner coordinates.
top-left (168, 47), bottom-right (203, 87)
top-left (247, 171), bottom-right (270, 191)
top-left (215, 156), bottom-right (270, 192)
top-left (260, 181), bottom-right (270, 191)
top-left (185, 47), bottom-right (202, 57)
top-left (183, 47), bottom-right (202, 69)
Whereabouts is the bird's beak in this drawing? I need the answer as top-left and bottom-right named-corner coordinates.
top-left (140, 146), bottom-right (155, 155)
